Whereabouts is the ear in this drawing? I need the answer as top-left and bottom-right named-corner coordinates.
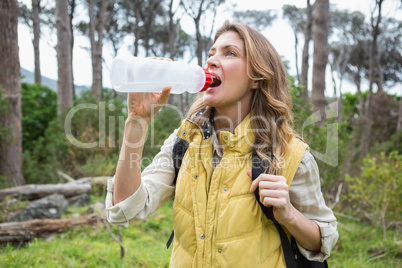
top-left (251, 80), bottom-right (259, 90)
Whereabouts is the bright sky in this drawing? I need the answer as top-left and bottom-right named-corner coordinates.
top-left (18, 0), bottom-right (401, 95)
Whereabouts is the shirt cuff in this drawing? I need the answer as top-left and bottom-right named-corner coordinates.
top-left (297, 220), bottom-right (339, 262)
top-left (105, 176), bottom-right (147, 227)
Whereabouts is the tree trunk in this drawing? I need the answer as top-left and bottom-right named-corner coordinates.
top-left (397, 97), bottom-right (402, 132)
top-left (32, 0), bottom-right (41, 84)
top-left (69, 0), bottom-right (76, 97)
top-left (361, 0), bottom-right (383, 156)
top-left (168, 0), bottom-right (180, 106)
top-left (0, 214), bottom-right (100, 243)
top-left (294, 32), bottom-right (300, 83)
top-left (56, 0), bottom-right (73, 115)
top-left (0, 0), bottom-right (25, 187)
top-left (0, 183), bottom-right (92, 201)
top-left (376, 49), bottom-right (384, 92)
top-left (312, 0), bottom-right (329, 117)
top-left (195, 18), bottom-right (203, 66)
top-left (88, 0), bottom-right (107, 101)
top-left (301, 0), bottom-right (313, 104)
top-left (168, 0), bottom-right (179, 60)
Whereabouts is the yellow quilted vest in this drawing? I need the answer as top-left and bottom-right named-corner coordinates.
top-left (170, 113), bottom-right (308, 268)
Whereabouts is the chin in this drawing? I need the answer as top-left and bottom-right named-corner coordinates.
top-left (202, 93), bottom-right (218, 107)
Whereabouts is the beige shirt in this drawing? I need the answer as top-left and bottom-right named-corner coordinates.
top-left (105, 129), bottom-right (339, 262)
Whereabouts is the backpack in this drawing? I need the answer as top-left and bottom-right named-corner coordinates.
top-left (167, 136), bottom-right (328, 268)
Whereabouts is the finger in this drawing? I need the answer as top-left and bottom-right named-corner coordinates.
top-left (260, 189), bottom-right (287, 199)
top-left (262, 196), bottom-right (288, 208)
top-left (259, 181), bottom-right (288, 191)
top-left (250, 177), bottom-right (258, 192)
top-left (250, 174), bottom-right (286, 192)
top-left (158, 86), bottom-right (172, 104)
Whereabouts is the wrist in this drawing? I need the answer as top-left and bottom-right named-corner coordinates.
top-left (279, 205), bottom-right (298, 227)
top-left (123, 116), bottom-right (149, 146)
top-left (126, 114), bottom-right (151, 126)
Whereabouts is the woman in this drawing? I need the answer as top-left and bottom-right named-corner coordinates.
top-left (106, 21), bottom-right (338, 267)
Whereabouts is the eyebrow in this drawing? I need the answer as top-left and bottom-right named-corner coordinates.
top-left (209, 44), bottom-right (241, 53)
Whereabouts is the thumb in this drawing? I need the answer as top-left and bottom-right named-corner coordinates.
top-left (246, 169), bottom-right (252, 179)
top-left (158, 86), bottom-right (172, 105)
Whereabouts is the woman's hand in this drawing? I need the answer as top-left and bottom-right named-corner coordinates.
top-left (247, 170), bottom-right (296, 225)
top-left (127, 57), bottom-right (172, 123)
top-left (247, 170), bottom-right (322, 252)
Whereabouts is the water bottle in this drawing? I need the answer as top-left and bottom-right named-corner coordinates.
top-left (110, 56), bottom-right (212, 94)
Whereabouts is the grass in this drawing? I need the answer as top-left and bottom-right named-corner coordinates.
top-left (0, 198), bottom-right (173, 268)
top-left (1, 198), bottom-right (401, 268)
top-left (328, 214), bottom-right (401, 268)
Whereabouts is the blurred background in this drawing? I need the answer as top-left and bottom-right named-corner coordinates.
top-left (0, 0), bottom-right (401, 267)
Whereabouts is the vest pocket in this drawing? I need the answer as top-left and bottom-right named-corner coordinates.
top-left (215, 231), bottom-right (262, 267)
top-left (215, 195), bottom-right (261, 240)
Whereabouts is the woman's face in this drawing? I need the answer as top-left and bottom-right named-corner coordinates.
top-left (203, 31), bottom-right (257, 115)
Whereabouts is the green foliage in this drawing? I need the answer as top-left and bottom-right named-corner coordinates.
top-left (62, 88), bottom-right (126, 178)
top-left (21, 83), bottom-right (57, 152)
top-left (0, 200), bottom-right (174, 268)
top-left (77, 154), bottom-right (118, 178)
top-left (21, 87), bottom-right (128, 183)
top-left (0, 89), bottom-right (12, 145)
top-left (330, 218), bottom-right (401, 267)
top-left (22, 118), bottom-right (67, 184)
top-left (142, 106), bottom-right (181, 170)
top-left (19, 83), bottom-right (182, 184)
top-left (290, 77), bottom-right (350, 189)
top-left (345, 152), bottom-right (401, 238)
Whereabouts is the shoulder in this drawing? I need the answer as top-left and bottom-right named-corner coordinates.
top-left (291, 150), bottom-right (320, 188)
top-left (298, 150), bottom-right (318, 175)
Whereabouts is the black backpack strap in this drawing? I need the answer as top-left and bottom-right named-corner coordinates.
top-left (166, 230), bottom-right (174, 249)
top-left (251, 150), bottom-right (299, 268)
top-left (251, 149), bottom-right (328, 268)
top-left (166, 137), bottom-right (189, 249)
top-left (172, 137), bottom-right (189, 185)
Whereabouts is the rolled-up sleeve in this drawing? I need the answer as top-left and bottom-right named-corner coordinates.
top-left (105, 130), bottom-right (178, 227)
top-left (289, 151), bottom-right (339, 262)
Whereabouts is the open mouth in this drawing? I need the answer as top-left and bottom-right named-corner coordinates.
top-left (209, 76), bottom-right (222, 88)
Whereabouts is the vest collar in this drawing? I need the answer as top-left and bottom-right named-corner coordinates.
top-left (177, 109), bottom-right (255, 154)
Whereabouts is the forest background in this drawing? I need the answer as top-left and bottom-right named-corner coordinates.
top-left (0, 0), bottom-right (401, 267)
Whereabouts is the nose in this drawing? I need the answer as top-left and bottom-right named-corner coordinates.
top-left (206, 54), bottom-right (219, 69)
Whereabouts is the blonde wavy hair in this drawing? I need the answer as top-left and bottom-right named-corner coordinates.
top-left (187, 21), bottom-right (296, 174)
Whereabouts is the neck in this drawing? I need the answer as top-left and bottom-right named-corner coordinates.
top-left (213, 102), bottom-right (250, 133)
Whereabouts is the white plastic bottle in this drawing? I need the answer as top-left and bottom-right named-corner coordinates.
top-left (110, 56), bottom-right (212, 94)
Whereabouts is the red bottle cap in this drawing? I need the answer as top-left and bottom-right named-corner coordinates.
top-left (200, 68), bottom-right (212, 92)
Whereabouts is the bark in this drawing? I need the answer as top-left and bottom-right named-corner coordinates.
top-left (397, 97), bottom-right (402, 132)
top-left (312, 0), bottom-right (329, 117)
top-left (31, 0), bottom-right (41, 84)
top-left (0, 183), bottom-right (92, 201)
top-left (88, 0), bottom-right (107, 101)
top-left (0, 0), bottom-right (25, 186)
top-left (294, 32), bottom-right (300, 83)
top-left (361, 0), bottom-right (383, 156)
top-left (301, 0), bottom-right (313, 104)
top-left (353, 73), bottom-right (364, 117)
top-left (168, 0), bottom-right (180, 60)
top-left (69, 0), bottom-right (76, 97)
top-left (0, 214), bottom-right (100, 243)
top-left (56, 0), bottom-right (73, 114)
top-left (195, 18), bottom-right (203, 66)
